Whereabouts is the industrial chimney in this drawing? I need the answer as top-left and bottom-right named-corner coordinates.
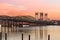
top-left (45, 13), bottom-right (48, 21)
top-left (35, 12), bottom-right (38, 20)
top-left (40, 12), bottom-right (43, 21)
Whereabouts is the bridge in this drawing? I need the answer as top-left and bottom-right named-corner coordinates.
top-left (0, 15), bottom-right (59, 28)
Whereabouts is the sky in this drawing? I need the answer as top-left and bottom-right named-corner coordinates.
top-left (0, 0), bottom-right (60, 20)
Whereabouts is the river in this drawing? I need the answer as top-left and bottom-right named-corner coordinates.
top-left (1, 25), bottom-right (60, 40)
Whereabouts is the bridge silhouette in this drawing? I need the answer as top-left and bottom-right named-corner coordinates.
top-left (0, 15), bottom-right (59, 27)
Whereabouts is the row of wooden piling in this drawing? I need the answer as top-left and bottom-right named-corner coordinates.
top-left (0, 32), bottom-right (30, 40)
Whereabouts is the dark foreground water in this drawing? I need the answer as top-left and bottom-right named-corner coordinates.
top-left (1, 26), bottom-right (60, 40)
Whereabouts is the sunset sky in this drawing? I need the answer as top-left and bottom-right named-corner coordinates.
top-left (0, 0), bottom-right (60, 20)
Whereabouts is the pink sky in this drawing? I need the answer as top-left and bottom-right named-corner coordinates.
top-left (0, 0), bottom-right (60, 20)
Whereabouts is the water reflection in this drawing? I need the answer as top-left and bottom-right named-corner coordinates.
top-left (1, 26), bottom-right (60, 40)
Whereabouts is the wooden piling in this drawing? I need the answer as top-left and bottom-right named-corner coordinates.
top-left (5, 33), bottom-right (7, 40)
top-left (48, 34), bottom-right (50, 40)
top-left (0, 32), bottom-right (2, 40)
top-left (22, 33), bottom-right (23, 40)
top-left (29, 35), bottom-right (30, 40)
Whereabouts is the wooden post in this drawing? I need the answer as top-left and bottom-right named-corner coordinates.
top-left (22, 33), bottom-right (23, 40)
top-left (5, 33), bottom-right (7, 40)
top-left (0, 32), bottom-right (2, 40)
top-left (48, 34), bottom-right (50, 40)
top-left (29, 35), bottom-right (30, 40)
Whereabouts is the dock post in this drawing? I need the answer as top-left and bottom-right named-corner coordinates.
top-left (29, 35), bottom-right (30, 40)
top-left (22, 33), bottom-right (23, 40)
top-left (48, 34), bottom-right (50, 40)
top-left (0, 32), bottom-right (2, 40)
top-left (5, 33), bottom-right (7, 40)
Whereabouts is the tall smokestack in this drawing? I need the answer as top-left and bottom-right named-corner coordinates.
top-left (40, 12), bottom-right (43, 21)
top-left (45, 13), bottom-right (48, 21)
top-left (35, 12), bottom-right (38, 20)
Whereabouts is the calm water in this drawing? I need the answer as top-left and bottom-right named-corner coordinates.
top-left (1, 25), bottom-right (60, 40)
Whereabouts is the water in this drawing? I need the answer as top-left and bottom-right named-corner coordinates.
top-left (1, 25), bottom-right (60, 40)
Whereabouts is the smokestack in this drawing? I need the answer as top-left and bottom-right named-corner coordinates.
top-left (40, 12), bottom-right (43, 21)
top-left (45, 13), bottom-right (48, 21)
top-left (35, 12), bottom-right (38, 20)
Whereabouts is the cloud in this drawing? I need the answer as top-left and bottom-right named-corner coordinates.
top-left (0, 3), bottom-right (27, 10)
top-left (0, 3), bottom-right (27, 16)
